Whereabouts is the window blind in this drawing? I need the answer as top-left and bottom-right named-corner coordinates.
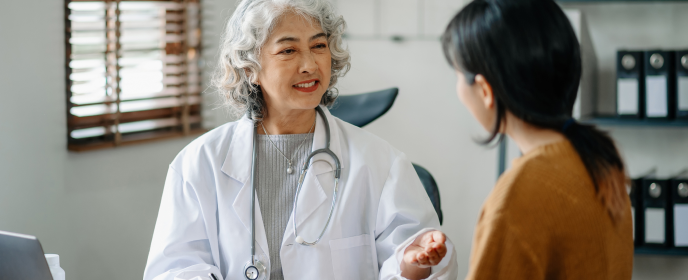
top-left (66, 0), bottom-right (203, 151)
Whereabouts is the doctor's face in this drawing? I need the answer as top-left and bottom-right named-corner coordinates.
top-left (255, 12), bottom-right (332, 114)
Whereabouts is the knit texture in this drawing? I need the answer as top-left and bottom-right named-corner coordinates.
top-left (255, 133), bottom-right (314, 280)
top-left (466, 140), bottom-right (633, 280)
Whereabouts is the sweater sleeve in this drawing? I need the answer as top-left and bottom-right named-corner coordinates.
top-left (465, 210), bottom-right (545, 280)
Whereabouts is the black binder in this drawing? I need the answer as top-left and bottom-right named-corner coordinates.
top-left (644, 50), bottom-right (675, 120)
top-left (630, 177), bottom-right (643, 245)
top-left (617, 51), bottom-right (644, 118)
top-left (676, 50), bottom-right (688, 119)
top-left (670, 172), bottom-right (688, 248)
top-left (642, 177), bottom-right (670, 247)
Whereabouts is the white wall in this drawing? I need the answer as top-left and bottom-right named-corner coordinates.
top-left (0, 1), bottom-right (234, 280)
top-left (1, 1), bottom-right (687, 280)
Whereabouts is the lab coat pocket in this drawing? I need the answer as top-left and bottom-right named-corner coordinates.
top-left (329, 234), bottom-right (376, 280)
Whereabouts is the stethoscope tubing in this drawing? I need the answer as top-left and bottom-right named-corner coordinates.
top-left (247, 106), bottom-right (341, 279)
top-left (292, 158), bottom-right (339, 246)
top-left (250, 125), bottom-right (258, 265)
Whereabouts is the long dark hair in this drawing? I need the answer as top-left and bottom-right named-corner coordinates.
top-left (442, 0), bottom-right (628, 221)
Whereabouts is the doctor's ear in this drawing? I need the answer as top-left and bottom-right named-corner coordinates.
top-left (244, 68), bottom-right (260, 85)
top-left (473, 74), bottom-right (495, 110)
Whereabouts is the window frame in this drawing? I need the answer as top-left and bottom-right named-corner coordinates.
top-left (64, 0), bottom-right (205, 152)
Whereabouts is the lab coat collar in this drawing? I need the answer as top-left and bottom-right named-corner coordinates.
top-left (221, 115), bottom-right (254, 184)
top-left (220, 105), bottom-right (343, 184)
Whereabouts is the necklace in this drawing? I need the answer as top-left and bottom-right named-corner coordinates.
top-left (260, 116), bottom-right (316, 174)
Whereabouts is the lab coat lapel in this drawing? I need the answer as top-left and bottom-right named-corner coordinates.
top-left (221, 116), bottom-right (253, 184)
top-left (221, 116), bottom-right (270, 262)
top-left (292, 105), bottom-right (344, 229)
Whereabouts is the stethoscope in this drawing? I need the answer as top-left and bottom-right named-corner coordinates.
top-left (244, 106), bottom-right (341, 280)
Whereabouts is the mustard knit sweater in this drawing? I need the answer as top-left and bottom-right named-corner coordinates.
top-left (466, 140), bottom-right (633, 280)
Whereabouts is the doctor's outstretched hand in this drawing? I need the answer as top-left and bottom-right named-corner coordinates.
top-left (401, 230), bottom-right (448, 279)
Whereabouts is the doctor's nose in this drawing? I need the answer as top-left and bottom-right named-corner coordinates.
top-left (299, 53), bottom-right (318, 74)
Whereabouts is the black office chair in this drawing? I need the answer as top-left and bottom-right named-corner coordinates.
top-left (329, 88), bottom-right (399, 127)
top-left (412, 164), bottom-right (443, 225)
top-left (329, 88), bottom-right (444, 225)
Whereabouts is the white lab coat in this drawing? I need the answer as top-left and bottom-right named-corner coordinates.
top-left (143, 105), bottom-right (458, 280)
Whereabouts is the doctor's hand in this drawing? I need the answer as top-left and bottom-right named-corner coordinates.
top-left (400, 230), bottom-right (447, 279)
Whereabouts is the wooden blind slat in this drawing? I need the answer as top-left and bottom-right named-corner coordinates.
top-left (67, 128), bottom-right (206, 152)
top-left (70, 115), bottom-right (202, 139)
top-left (71, 90), bottom-right (202, 106)
top-left (68, 104), bottom-right (201, 128)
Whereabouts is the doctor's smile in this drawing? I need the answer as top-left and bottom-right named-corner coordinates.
top-left (292, 79), bottom-right (320, 92)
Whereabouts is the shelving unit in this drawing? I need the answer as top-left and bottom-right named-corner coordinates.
top-left (587, 115), bottom-right (687, 258)
top-left (635, 247), bottom-right (688, 257)
top-left (559, 0), bottom-right (688, 2)
top-left (583, 117), bottom-right (688, 127)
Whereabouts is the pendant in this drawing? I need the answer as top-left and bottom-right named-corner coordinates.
top-left (287, 162), bottom-right (294, 174)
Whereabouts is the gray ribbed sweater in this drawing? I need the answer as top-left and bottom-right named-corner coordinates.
top-left (255, 133), bottom-right (314, 280)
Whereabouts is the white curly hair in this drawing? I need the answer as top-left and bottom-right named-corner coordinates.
top-left (212, 0), bottom-right (351, 120)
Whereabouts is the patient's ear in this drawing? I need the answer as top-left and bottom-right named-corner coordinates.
top-left (474, 74), bottom-right (494, 110)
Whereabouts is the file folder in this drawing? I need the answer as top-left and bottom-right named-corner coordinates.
top-left (676, 50), bottom-right (688, 119)
top-left (631, 169), bottom-right (657, 246)
top-left (644, 50), bottom-right (675, 120)
top-left (630, 178), bottom-right (642, 245)
top-left (670, 174), bottom-right (688, 248)
top-left (642, 178), bottom-right (670, 246)
top-left (617, 51), bottom-right (644, 118)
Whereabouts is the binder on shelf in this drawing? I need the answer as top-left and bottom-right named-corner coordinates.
top-left (642, 176), bottom-right (670, 247)
top-left (670, 171), bottom-right (688, 248)
top-left (676, 50), bottom-right (688, 120)
top-left (644, 50), bottom-right (675, 120)
top-left (617, 51), bottom-right (644, 118)
top-left (630, 177), bottom-right (642, 245)
top-left (631, 168), bottom-right (656, 247)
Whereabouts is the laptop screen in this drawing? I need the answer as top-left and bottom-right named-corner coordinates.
top-left (0, 230), bottom-right (54, 280)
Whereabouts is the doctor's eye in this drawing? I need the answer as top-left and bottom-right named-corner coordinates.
top-left (279, 48), bottom-right (296, 55)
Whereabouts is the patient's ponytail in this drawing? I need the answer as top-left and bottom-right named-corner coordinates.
top-left (563, 122), bottom-right (628, 221)
top-left (441, 0), bottom-right (629, 221)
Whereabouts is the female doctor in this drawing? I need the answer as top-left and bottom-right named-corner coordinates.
top-left (143, 0), bottom-right (458, 280)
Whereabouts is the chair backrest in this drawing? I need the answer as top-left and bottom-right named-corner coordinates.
top-left (328, 88), bottom-right (398, 127)
top-left (413, 164), bottom-right (444, 225)
top-left (329, 88), bottom-right (443, 225)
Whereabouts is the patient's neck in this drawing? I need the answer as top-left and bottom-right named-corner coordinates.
top-left (504, 112), bottom-right (566, 155)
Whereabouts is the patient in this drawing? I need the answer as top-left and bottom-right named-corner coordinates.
top-left (441, 0), bottom-right (633, 279)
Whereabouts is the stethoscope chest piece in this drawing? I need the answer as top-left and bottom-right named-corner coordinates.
top-left (243, 260), bottom-right (266, 280)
